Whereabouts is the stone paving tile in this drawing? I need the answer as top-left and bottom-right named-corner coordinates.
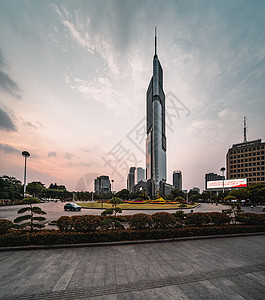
top-left (1, 236), bottom-right (265, 299)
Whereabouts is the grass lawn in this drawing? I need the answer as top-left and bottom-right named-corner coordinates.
top-left (77, 202), bottom-right (196, 210)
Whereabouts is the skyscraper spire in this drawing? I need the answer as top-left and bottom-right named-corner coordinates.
top-left (155, 27), bottom-right (157, 56)
top-left (243, 116), bottom-right (247, 143)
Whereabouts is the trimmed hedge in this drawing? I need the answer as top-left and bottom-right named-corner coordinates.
top-left (0, 219), bottom-right (13, 234)
top-left (185, 213), bottom-right (211, 226)
top-left (236, 213), bottom-right (265, 225)
top-left (73, 215), bottom-right (101, 232)
top-left (129, 213), bottom-right (153, 230)
top-left (152, 212), bottom-right (176, 229)
top-left (1, 225), bottom-right (265, 247)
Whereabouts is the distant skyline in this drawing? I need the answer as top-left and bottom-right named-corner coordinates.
top-left (0, 0), bottom-right (265, 192)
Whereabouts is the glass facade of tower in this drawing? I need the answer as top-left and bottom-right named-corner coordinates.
top-left (146, 50), bottom-right (167, 196)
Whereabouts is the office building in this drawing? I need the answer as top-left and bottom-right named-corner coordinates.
top-left (205, 172), bottom-right (224, 190)
top-left (226, 139), bottom-right (265, 184)
top-left (127, 167), bottom-right (136, 192)
top-left (94, 176), bottom-right (111, 194)
top-left (137, 167), bottom-right (145, 183)
top-left (173, 170), bottom-right (182, 190)
top-left (146, 28), bottom-right (167, 196)
top-left (190, 187), bottom-right (200, 193)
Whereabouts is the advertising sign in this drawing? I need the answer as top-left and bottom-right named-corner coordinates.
top-left (207, 178), bottom-right (247, 189)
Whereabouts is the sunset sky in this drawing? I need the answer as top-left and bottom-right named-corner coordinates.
top-left (0, 0), bottom-right (265, 192)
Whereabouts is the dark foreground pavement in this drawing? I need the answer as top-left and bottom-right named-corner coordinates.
top-left (1, 235), bottom-right (265, 299)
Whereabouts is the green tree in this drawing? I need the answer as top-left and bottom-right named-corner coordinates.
top-left (224, 195), bottom-right (236, 202)
top-left (108, 197), bottom-right (123, 218)
top-left (174, 196), bottom-right (186, 203)
top-left (248, 183), bottom-right (265, 203)
top-left (0, 175), bottom-right (23, 201)
top-left (27, 181), bottom-right (45, 198)
top-left (49, 183), bottom-right (66, 190)
top-left (115, 189), bottom-right (130, 200)
top-left (229, 188), bottom-right (250, 200)
top-left (14, 197), bottom-right (46, 232)
top-left (171, 189), bottom-right (186, 199)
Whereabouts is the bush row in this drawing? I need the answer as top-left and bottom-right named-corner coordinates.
top-left (56, 212), bottom-right (233, 232)
top-left (1, 225), bottom-right (265, 247)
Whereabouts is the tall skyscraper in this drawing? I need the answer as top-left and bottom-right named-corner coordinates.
top-left (94, 176), bottom-right (111, 194)
top-left (127, 167), bottom-right (136, 192)
top-left (173, 170), bottom-right (182, 190)
top-left (146, 28), bottom-right (166, 196)
top-left (136, 167), bottom-right (145, 183)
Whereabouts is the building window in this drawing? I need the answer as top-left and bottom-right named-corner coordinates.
top-left (262, 167), bottom-right (264, 170)
top-left (253, 167), bottom-right (256, 171)
top-left (253, 173), bottom-right (256, 176)
top-left (253, 162), bottom-right (256, 166)
top-left (257, 162), bottom-right (260, 165)
top-left (257, 178), bottom-right (260, 181)
top-left (249, 178), bottom-right (252, 182)
top-left (262, 177), bottom-right (264, 181)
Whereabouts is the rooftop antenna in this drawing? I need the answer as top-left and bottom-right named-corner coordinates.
top-left (243, 116), bottom-right (247, 143)
top-left (155, 26), bottom-right (157, 56)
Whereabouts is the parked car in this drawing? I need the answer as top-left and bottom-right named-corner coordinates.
top-left (262, 206), bottom-right (265, 212)
top-left (64, 203), bottom-right (81, 211)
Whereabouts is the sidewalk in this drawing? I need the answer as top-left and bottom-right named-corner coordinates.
top-left (1, 235), bottom-right (265, 299)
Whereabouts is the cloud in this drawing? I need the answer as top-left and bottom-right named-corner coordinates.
top-left (48, 151), bottom-right (57, 157)
top-left (0, 108), bottom-right (16, 131)
top-left (24, 121), bottom-right (37, 128)
top-left (0, 49), bottom-right (21, 98)
top-left (65, 152), bottom-right (74, 160)
top-left (0, 143), bottom-right (20, 154)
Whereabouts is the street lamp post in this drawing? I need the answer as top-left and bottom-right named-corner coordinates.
top-left (111, 179), bottom-right (114, 194)
top-left (220, 167), bottom-right (226, 195)
top-left (22, 151), bottom-right (30, 198)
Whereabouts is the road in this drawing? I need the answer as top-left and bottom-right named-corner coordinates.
top-left (1, 202), bottom-right (263, 226)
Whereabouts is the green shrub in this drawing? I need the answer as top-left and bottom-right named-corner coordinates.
top-left (174, 211), bottom-right (185, 225)
top-left (185, 213), bottom-right (211, 227)
top-left (117, 217), bottom-right (128, 222)
top-left (129, 213), bottom-right (153, 230)
top-left (152, 212), bottom-right (176, 229)
top-left (1, 225), bottom-right (265, 247)
top-left (206, 212), bottom-right (231, 225)
top-left (57, 216), bottom-right (73, 232)
top-left (236, 213), bottom-right (265, 225)
top-left (73, 215), bottom-right (100, 232)
top-left (100, 218), bottom-right (113, 230)
top-left (0, 219), bottom-right (13, 234)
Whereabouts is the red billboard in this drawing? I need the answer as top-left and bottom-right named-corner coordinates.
top-left (207, 178), bottom-right (247, 189)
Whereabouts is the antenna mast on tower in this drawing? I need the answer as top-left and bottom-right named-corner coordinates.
top-left (243, 117), bottom-right (247, 143)
top-left (155, 27), bottom-right (157, 55)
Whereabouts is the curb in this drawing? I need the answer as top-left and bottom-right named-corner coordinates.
top-left (0, 231), bottom-right (264, 252)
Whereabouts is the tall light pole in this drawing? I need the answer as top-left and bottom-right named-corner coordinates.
top-left (111, 179), bottom-right (114, 194)
top-left (22, 151), bottom-right (30, 198)
top-left (220, 167), bottom-right (226, 195)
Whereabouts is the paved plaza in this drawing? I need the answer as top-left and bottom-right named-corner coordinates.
top-left (0, 235), bottom-right (265, 299)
